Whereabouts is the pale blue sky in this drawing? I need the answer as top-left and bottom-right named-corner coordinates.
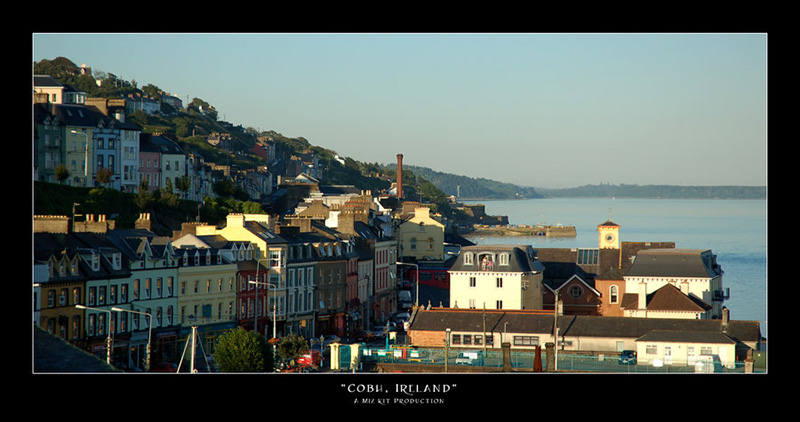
top-left (33, 33), bottom-right (767, 189)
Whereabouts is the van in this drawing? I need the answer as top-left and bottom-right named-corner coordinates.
top-left (398, 290), bottom-right (413, 309)
top-left (455, 351), bottom-right (481, 365)
top-left (694, 354), bottom-right (723, 373)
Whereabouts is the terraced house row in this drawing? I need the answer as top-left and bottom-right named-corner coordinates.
top-left (33, 209), bottom-right (399, 372)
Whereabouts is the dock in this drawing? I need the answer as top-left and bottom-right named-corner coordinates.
top-left (470, 224), bottom-right (577, 237)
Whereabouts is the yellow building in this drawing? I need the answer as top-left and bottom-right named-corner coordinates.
top-left (195, 213), bottom-right (288, 335)
top-left (396, 207), bottom-right (445, 261)
top-left (175, 246), bottom-right (239, 354)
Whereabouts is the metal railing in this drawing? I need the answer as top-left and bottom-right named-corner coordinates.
top-left (339, 346), bottom-right (765, 374)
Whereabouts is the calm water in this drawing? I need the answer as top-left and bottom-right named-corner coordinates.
top-left (463, 198), bottom-right (768, 338)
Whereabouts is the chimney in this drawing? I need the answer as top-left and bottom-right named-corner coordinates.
top-left (135, 213), bottom-right (151, 230)
top-left (396, 153), bottom-right (403, 199)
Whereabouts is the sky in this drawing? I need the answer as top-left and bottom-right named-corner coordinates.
top-left (32, 33), bottom-right (767, 189)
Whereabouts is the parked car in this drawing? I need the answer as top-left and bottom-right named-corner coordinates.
top-left (297, 350), bottom-right (321, 368)
top-left (618, 350), bottom-right (637, 365)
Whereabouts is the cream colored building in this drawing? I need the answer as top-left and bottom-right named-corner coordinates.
top-left (448, 244), bottom-right (544, 310)
top-left (635, 330), bottom-right (737, 369)
top-left (195, 213), bottom-right (288, 330)
top-left (624, 249), bottom-right (726, 318)
top-left (396, 207), bottom-right (445, 261)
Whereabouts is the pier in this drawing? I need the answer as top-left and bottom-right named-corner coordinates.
top-left (470, 224), bottom-right (577, 237)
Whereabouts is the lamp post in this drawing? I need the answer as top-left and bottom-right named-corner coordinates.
top-left (445, 327), bottom-right (451, 373)
top-left (395, 262), bottom-right (419, 306)
top-left (249, 280), bottom-right (279, 368)
top-left (75, 304), bottom-right (113, 365)
top-left (252, 257), bottom-right (269, 336)
top-left (112, 307), bottom-right (152, 371)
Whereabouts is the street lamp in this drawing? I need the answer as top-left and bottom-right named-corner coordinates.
top-left (249, 280), bottom-right (278, 340)
top-left (395, 261), bottom-right (419, 307)
top-left (249, 280), bottom-right (279, 368)
top-left (445, 327), bottom-right (451, 373)
top-left (75, 304), bottom-right (113, 365)
top-left (112, 307), bottom-right (152, 371)
top-left (252, 257), bottom-right (269, 336)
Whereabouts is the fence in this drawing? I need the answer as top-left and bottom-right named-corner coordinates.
top-left (336, 345), bottom-right (763, 374)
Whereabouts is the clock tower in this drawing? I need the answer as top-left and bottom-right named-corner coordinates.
top-left (597, 220), bottom-right (620, 249)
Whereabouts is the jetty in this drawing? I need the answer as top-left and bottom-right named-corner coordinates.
top-left (470, 224), bottom-right (576, 237)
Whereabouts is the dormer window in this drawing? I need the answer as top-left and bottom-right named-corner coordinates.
top-left (499, 253), bottom-right (510, 266)
top-left (92, 253), bottom-right (100, 271)
top-left (112, 253), bottom-right (122, 270)
top-left (464, 253), bottom-right (474, 265)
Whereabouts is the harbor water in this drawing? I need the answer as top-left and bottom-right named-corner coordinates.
top-left (462, 197), bottom-right (768, 339)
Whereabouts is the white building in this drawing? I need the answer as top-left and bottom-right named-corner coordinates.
top-left (449, 244), bottom-right (544, 310)
top-left (623, 249), bottom-right (727, 319)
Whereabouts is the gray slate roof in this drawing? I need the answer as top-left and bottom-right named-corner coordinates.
top-left (449, 244), bottom-right (543, 274)
top-left (627, 249), bottom-right (723, 278)
top-left (410, 308), bottom-right (761, 344)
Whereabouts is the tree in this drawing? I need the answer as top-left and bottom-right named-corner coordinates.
top-left (96, 167), bottom-right (113, 187)
top-left (54, 164), bottom-right (69, 185)
top-left (276, 333), bottom-right (310, 367)
top-left (213, 327), bottom-right (272, 372)
top-left (175, 176), bottom-right (192, 199)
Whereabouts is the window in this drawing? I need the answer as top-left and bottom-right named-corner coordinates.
top-left (451, 334), bottom-right (461, 345)
top-left (464, 253), bottom-right (474, 265)
top-left (469, 277), bottom-right (477, 288)
top-left (568, 285), bottom-right (583, 299)
top-left (270, 250), bottom-right (283, 268)
top-left (499, 253), bottom-right (509, 266)
top-left (514, 336), bottom-right (540, 346)
top-left (59, 289), bottom-right (68, 306)
top-left (577, 249), bottom-right (599, 265)
top-left (496, 277), bottom-right (503, 288)
top-left (496, 300), bottom-right (503, 309)
top-left (610, 285), bottom-right (619, 304)
top-left (410, 238), bottom-right (417, 250)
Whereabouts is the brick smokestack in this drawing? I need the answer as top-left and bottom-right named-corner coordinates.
top-left (396, 153), bottom-right (403, 199)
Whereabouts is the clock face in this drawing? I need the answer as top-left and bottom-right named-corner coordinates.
top-left (605, 233), bottom-right (615, 243)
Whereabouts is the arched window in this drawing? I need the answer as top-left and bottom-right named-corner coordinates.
top-left (610, 285), bottom-right (619, 304)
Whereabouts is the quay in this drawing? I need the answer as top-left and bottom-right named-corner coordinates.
top-left (469, 224), bottom-right (577, 237)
